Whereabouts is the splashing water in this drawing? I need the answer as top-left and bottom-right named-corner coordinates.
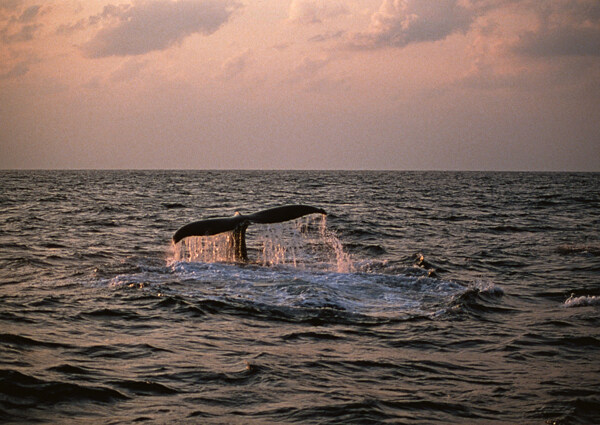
top-left (170, 215), bottom-right (353, 273)
top-left (563, 294), bottom-right (600, 308)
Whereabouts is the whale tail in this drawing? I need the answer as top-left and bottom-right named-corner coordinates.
top-left (172, 205), bottom-right (327, 261)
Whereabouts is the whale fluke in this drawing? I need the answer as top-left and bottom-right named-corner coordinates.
top-left (246, 205), bottom-right (326, 224)
top-left (172, 205), bottom-right (327, 261)
top-left (173, 215), bottom-right (247, 243)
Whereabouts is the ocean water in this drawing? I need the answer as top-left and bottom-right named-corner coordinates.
top-left (1, 170), bottom-right (599, 424)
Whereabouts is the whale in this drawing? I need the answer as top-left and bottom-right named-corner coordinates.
top-left (173, 205), bottom-right (327, 262)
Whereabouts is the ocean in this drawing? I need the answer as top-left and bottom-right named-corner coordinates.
top-left (1, 170), bottom-right (599, 424)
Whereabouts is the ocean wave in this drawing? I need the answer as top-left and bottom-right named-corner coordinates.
top-left (108, 379), bottom-right (178, 396)
top-left (76, 308), bottom-right (144, 321)
top-left (2, 170), bottom-right (599, 424)
top-left (75, 343), bottom-right (170, 359)
top-left (563, 294), bottom-right (600, 308)
top-left (0, 369), bottom-right (128, 407)
top-left (161, 202), bottom-right (187, 209)
top-left (167, 260), bottom-right (465, 322)
top-left (556, 244), bottom-right (600, 257)
top-left (448, 282), bottom-right (507, 317)
top-left (0, 333), bottom-right (73, 349)
top-left (475, 281), bottom-right (505, 296)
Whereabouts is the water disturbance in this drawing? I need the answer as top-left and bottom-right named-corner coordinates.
top-left (171, 215), bottom-right (352, 272)
top-left (1, 170), bottom-right (599, 424)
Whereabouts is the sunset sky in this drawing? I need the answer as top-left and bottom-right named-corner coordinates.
top-left (1, 0), bottom-right (599, 170)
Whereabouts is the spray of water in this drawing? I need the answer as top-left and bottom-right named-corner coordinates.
top-left (171, 232), bottom-right (236, 263)
top-left (170, 215), bottom-right (353, 273)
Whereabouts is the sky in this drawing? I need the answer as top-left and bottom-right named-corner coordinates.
top-left (1, 0), bottom-right (599, 171)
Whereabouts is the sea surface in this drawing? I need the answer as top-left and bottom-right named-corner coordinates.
top-left (1, 170), bottom-right (599, 424)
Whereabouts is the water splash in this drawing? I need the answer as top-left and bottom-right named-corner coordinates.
top-left (563, 294), bottom-right (600, 308)
top-left (170, 232), bottom-right (237, 263)
top-left (170, 215), bottom-right (353, 273)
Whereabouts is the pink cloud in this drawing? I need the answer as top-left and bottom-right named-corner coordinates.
top-left (512, 1), bottom-right (600, 57)
top-left (350, 0), bottom-right (475, 49)
top-left (221, 49), bottom-right (252, 80)
top-left (288, 0), bottom-right (348, 25)
top-left (82, 0), bottom-right (242, 58)
top-left (0, 3), bottom-right (44, 44)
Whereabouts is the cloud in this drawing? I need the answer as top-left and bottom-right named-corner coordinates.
top-left (285, 55), bottom-right (332, 87)
top-left (347, 0), bottom-right (600, 67)
top-left (455, 0), bottom-right (600, 92)
top-left (221, 49), bottom-right (252, 80)
top-left (512, 1), bottom-right (600, 57)
top-left (18, 4), bottom-right (41, 22)
top-left (109, 58), bottom-right (149, 82)
top-left (0, 3), bottom-right (43, 43)
top-left (350, 0), bottom-right (475, 49)
top-left (288, 0), bottom-right (348, 24)
top-left (272, 42), bottom-right (290, 51)
top-left (56, 18), bottom-right (86, 35)
top-left (308, 30), bottom-right (345, 43)
top-left (515, 26), bottom-right (600, 57)
top-left (293, 56), bottom-right (330, 77)
top-left (1, 22), bottom-right (41, 42)
top-left (82, 0), bottom-right (241, 58)
top-left (0, 61), bottom-right (29, 80)
top-left (0, 1), bottom-right (22, 13)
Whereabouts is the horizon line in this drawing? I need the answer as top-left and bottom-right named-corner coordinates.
top-left (1, 168), bottom-right (599, 173)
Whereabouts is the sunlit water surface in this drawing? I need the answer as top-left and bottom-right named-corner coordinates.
top-left (1, 171), bottom-right (599, 424)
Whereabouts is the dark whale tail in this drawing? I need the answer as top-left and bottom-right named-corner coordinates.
top-left (172, 205), bottom-right (327, 261)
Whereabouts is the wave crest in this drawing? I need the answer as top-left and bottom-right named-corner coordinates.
top-left (563, 294), bottom-right (600, 308)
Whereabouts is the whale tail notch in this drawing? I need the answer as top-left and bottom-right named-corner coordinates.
top-left (172, 205), bottom-right (327, 261)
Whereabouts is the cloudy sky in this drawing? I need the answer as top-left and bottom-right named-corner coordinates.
top-left (1, 0), bottom-right (599, 170)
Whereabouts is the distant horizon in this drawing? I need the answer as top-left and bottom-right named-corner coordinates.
top-left (2, 168), bottom-right (598, 173)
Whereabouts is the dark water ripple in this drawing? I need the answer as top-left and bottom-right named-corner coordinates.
top-left (0, 171), bottom-right (599, 424)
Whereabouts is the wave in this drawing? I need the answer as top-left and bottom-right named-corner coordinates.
top-left (74, 343), bottom-right (170, 359)
top-left (563, 294), bottom-right (600, 308)
top-left (165, 260), bottom-right (466, 321)
top-left (448, 282), bottom-right (507, 318)
top-left (153, 293), bottom-right (389, 326)
top-left (0, 333), bottom-right (73, 349)
top-left (76, 308), bottom-right (143, 321)
top-left (48, 364), bottom-right (94, 376)
top-left (344, 242), bottom-right (387, 256)
top-left (237, 397), bottom-right (489, 424)
top-left (281, 331), bottom-right (343, 341)
top-left (96, 255), bottom-right (466, 325)
top-left (161, 202), bottom-right (187, 209)
top-left (0, 369), bottom-right (128, 407)
top-left (166, 220), bottom-right (463, 318)
top-left (490, 225), bottom-right (531, 233)
top-left (40, 242), bottom-right (68, 249)
top-left (556, 244), bottom-right (600, 257)
top-left (108, 379), bottom-right (177, 395)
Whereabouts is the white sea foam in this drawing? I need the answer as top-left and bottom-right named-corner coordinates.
top-left (165, 256), bottom-right (466, 319)
top-left (474, 281), bottom-right (504, 296)
top-left (563, 294), bottom-right (600, 308)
